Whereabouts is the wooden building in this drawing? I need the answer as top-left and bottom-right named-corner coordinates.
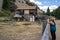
top-left (14, 6), bottom-right (37, 22)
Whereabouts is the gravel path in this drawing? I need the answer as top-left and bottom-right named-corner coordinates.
top-left (56, 20), bottom-right (60, 40)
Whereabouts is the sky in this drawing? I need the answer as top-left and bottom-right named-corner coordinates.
top-left (30, 0), bottom-right (60, 12)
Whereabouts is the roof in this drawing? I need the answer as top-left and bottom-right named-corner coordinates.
top-left (17, 6), bottom-right (36, 10)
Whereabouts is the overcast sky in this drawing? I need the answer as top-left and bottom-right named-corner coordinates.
top-left (30, 0), bottom-right (60, 12)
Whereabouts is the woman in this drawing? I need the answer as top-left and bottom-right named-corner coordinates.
top-left (49, 19), bottom-right (56, 40)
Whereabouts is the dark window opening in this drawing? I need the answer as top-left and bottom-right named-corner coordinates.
top-left (16, 10), bottom-right (24, 15)
top-left (29, 10), bottom-right (35, 15)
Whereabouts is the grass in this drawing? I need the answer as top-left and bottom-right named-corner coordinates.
top-left (0, 26), bottom-right (4, 29)
top-left (16, 27), bottom-right (30, 33)
top-left (0, 21), bottom-right (42, 40)
top-left (0, 21), bottom-right (42, 34)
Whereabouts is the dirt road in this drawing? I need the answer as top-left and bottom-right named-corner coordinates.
top-left (56, 20), bottom-right (60, 40)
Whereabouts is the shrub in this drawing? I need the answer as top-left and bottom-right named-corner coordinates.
top-left (0, 10), bottom-right (11, 17)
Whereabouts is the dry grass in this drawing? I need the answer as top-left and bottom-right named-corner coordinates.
top-left (0, 21), bottom-right (42, 40)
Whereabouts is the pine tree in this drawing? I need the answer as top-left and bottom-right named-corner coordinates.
top-left (2, 0), bottom-right (9, 10)
top-left (46, 7), bottom-right (51, 16)
top-left (2, 0), bottom-right (17, 12)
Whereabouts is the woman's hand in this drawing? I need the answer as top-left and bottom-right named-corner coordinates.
top-left (49, 21), bottom-right (54, 25)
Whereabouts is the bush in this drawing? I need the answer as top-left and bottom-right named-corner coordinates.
top-left (0, 10), bottom-right (11, 17)
top-left (51, 6), bottom-right (60, 19)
